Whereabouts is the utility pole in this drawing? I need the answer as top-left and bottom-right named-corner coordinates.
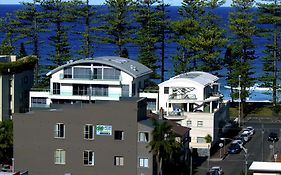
top-left (190, 147), bottom-right (192, 175)
top-left (261, 124), bottom-right (264, 162)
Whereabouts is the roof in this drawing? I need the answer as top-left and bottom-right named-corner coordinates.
top-left (249, 161), bottom-right (281, 172)
top-left (46, 56), bottom-right (153, 78)
top-left (147, 112), bottom-right (190, 136)
top-left (159, 71), bottom-right (219, 87)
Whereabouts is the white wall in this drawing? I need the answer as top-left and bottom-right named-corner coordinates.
top-left (178, 112), bottom-right (214, 148)
top-left (158, 79), bottom-right (204, 112)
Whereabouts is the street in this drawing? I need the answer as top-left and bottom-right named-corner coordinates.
top-left (194, 119), bottom-right (281, 175)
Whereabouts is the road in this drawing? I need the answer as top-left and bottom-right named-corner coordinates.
top-left (194, 119), bottom-right (281, 175)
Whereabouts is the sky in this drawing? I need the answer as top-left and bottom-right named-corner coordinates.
top-left (0, 0), bottom-right (233, 6)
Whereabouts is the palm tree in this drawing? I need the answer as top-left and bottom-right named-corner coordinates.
top-left (0, 119), bottom-right (13, 164)
top-left (148, 118), bottom-right (179, 175)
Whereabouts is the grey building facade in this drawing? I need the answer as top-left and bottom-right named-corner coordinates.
top-left (0, 55), bottom-right (34, 121)
top-left (14, 98), bottom-right (155, 175)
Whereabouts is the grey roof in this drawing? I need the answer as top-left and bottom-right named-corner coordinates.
top-left (46, 56), bottom-right (152, 78)
top-left (160, 71), bottom-right (219, 86)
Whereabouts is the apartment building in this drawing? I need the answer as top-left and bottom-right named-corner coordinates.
top-left (0, 55), bottom-right (34, 121)
top-left (157, 71), bottom-right (229, 155)
top-left (29, 56), bottom-right (153, 109)
top-left (14, 97), bottom-right (190, 175)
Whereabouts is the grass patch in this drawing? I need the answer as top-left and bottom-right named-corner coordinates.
top-left (229, 102), bottom-right (281, 118)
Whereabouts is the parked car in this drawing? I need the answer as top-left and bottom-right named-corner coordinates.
top-left (234, 136), bottom-right (246, 145)
top-left (228, 141), bottom-right (242, 154)
top-left (231, 139), bottom-right (243, 146)
top-left (242, 126), bottom-right (255, 136)
top-left (240, 131), bottom-right (252, 142)
top-left (208, 166), bottom-right (224, 175)
top-left (268, 132), bottom-right (279, 142)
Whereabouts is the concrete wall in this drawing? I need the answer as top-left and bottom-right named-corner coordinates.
top-left (137, 121), bottom-right (153, 175)
top-left (178, 112), bottom-right (214, 149)
top-left (13, 70), bottom-right (34, 114)
top-left (14, 99), bottom-right (153, 175)
top-left (0, 75), bottom-right (10, 121)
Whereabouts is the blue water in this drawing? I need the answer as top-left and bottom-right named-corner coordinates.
top-left (0, 5), bottom-right (276, 102)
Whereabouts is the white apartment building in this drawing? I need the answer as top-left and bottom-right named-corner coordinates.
top-left (0, 55), bottom-right (34, 121)
top-left (29, 57), bottom-right (228, 155)
top-left (158, 71), bottom-right (229, 154)
top-left (30, 56), bottom-right (153, 108)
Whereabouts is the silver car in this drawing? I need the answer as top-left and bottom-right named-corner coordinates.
top-left (208, 166), bottom-right (224, 175)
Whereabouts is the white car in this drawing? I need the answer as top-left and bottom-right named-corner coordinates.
top-left (246, 126), bottom-right (255, 135)
top-left (240, 132), bottom-right (251, 142)
top-left (231, 139), bottom-right (243, 145)
top-left (242, 126), bottom-right (255, 136)
top-left (208, 166), bottom-right (224, 175)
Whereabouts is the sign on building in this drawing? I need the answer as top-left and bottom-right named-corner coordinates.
top-left (96, 125), bottom-right (112, 136)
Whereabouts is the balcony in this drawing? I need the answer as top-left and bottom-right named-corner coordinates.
top-left (164, 111), bottom-right (186, 120)
top-left (59, 73), bottom-right (121, 81)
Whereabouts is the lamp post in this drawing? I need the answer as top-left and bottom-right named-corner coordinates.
top-left (270, 141), bottom-right (276, 161)
top-left (190, 147), bottom-right (193, 175)
top-left (261, 124), bottom-right (264, 161)
top-left (240, 144), bottom-right (248, 175)
top-left (238, 75), bottom-right (241, 127)
top-left (220, 138), bottom-right (228, 155)
top-left (207, 144), bottom-right (211, 169)
top-left (219, 143), bottom-right (223, 158)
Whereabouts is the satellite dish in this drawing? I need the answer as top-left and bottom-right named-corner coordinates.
top-left (219, 143), bottom-right (223, 147)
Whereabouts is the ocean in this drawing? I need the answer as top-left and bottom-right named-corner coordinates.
top-left (0, 5), bottom-right (276, 102)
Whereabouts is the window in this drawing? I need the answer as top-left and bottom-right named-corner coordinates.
top-left (114, 130), bottom-right (124, 140)
top-left (147, 98), bottom-right (156, 111)
top-left (73, 67), bottom-right (91, 79)
top-left (84, 124), bottom-right (94, 140)
top-left (164, 87), bottom-right (169, 94)
top-left (197, 121), bottom-right (203, 127)
top-left (92, 85), bottom-right (108, 96)
top-left (187, 120), bottom-right (192, 127)
top-left (54, 123), bottom-right (65, 138)
top-left (93, 68), bottom-right (102, 79)
top-left (31, 97), bottom-right (47, 104)
top-left (139, 158), bottom-right (148, 168)
top-left (31, 97), bottom-right (47, 108)
top-left (53, 83), bottom-right (60, 95)
top-left (122, 85), bottom-right (129, 97)
top-left (64, 67), bottom-right (72, 78)
top-left (114, 156), bottom-right (124, 166)
top-left (103, 68), bottom-right (120, 80)
top-left (138, 132), bottom-right (149, 142)
top-left (73, 84), bottom-right (89, 96)
top-left (54, 149), bottom-right (65, 164)
top-left (84, 150), bottom-right (94, 166)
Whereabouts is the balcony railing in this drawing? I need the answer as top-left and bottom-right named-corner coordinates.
top-left (169, 93), bottom-right (197, 100)
top-left (59, 74), bottom-right (121, 81)
top-left (30, 103), bottom-right (49, 108)
top-left (49, 90), bottom-right (126, 99)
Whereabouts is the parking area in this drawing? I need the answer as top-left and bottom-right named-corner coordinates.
top-left (194, 119), bottom-right (281, 175)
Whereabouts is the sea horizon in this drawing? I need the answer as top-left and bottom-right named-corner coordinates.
top-left (0, 4), bottom-right (278, 102)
